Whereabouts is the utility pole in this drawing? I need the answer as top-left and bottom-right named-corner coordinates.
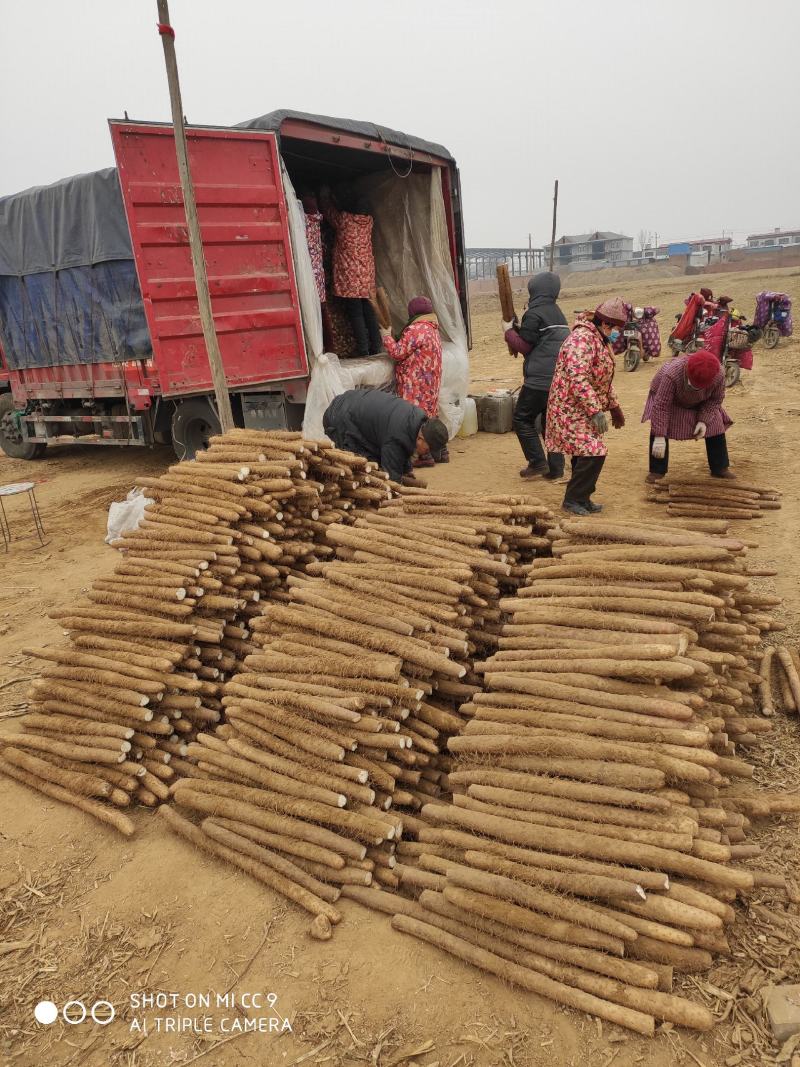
top-left (156, 0), bottom-right (235, 433)
top-left (548, 180), bottom-right (559, 272)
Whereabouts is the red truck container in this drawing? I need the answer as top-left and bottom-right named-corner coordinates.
top-left (0, 111), bottom-right (468, 460)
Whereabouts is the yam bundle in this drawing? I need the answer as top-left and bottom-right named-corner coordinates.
top-left (166, 489), bottom-right (558, 928)
top-left (647, 476), bottom-right (782, 522)
top-left (2, 430), bottom-right (393, 823)
top-left (373, 516), bottom-right (799, 1035)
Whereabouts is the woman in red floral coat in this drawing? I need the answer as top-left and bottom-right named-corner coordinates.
top-left (546, 297), bottom-right (627, 515)
top-left (381, 296), bottom-right (446, 465)
top-left (319, 185), bottom-right (382, 357)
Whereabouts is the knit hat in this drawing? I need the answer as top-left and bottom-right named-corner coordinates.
top-left (421, 417), bottom-right (449, 452)
top-left (687, 351), bottom-right (722, 389)
top-left (408, 296), bottom-right (434, 318)
top-left (594, 297), bottom-right (628, 326)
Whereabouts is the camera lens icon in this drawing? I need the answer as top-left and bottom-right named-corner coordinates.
top-left (34, 1000), bottom-right (115, 1026)
top-left (34, 1001), bottom-right (58, 1026)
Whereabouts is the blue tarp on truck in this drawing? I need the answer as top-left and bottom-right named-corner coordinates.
top-left (0, 168), bottom-right (151, 369)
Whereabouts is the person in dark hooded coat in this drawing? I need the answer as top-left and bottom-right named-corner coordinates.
top-left (503, 272), bottom-right (570, 479)
top-left (323, 388), bottom-right (448, 485)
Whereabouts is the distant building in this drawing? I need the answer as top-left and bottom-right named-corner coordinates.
top-left (746, 227), bottom-right (800, 249)
top-left (631, 246), bottom-right (666, 264)
top-left (554, 231), bottom-right (634, 270)
top-left (657, 237), bottom-right (732, 263)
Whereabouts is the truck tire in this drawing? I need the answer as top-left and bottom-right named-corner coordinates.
top-left (171, 399), bottom-right (221, 460)
top-left (0, 394), bottom-right (46, 460)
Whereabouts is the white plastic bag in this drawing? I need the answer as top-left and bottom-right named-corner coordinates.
top-left (105, 487), bottom-right (152, 544)
top-left (302, 353), bottom-right (348, 441)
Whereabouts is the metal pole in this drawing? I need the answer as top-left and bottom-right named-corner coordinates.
top-left (156, 0), bottom-right (235, 433)
top-left (548, 180), bottom-right (559, 272)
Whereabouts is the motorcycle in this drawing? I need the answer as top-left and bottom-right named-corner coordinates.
top-left (753, 292), bottom-right (793, 349)
top-left (723, 310), bottom-right (761, 387)
top-left (621, 309), bottom-right (647, 372)
top-left (668, 292), bottom-right (710, 355)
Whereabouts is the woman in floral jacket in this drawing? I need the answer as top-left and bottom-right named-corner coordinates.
top-left (319, 184), bottom-right (382, 357)
top-left (546, 297), bottom-right (628, 515)
top-left (381, 297), bottom-right (445, 465)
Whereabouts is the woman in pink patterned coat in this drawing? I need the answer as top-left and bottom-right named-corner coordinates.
top-left (319, 184), bottom-right (382, 357)
top-left (382, 296), bottom-right (446, 465)
top-left (546, 297), bottom-right (627, 515)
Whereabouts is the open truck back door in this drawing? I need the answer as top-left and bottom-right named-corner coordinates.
top-left (109, 121), bottom-right (308, 398)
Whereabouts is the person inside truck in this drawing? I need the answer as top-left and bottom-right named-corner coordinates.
top-left (380, 296), bottom-right (447, 467)
top-left (319, 184), bottom-right (383, 358)
top-left (323, 388), bottom-right (449, 486)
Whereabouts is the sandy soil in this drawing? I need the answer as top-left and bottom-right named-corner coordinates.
top-left (1, 264), bottom-right (799, 1067)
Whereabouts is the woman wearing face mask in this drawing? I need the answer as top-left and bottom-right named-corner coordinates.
top-left (545, 297), bottom-right (627, 515)
top-left (643, 350), bottom-right (734, 482)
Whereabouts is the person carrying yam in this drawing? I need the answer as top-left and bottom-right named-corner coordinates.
top-left (323, 388), bottom-right (448, 486)
top-left (642, 350), bottom-right (734, 483)
top-left (503, 272), bottom-right (569, 481)
top-left (545, 297), bottom-right (627, 516)
top-left (381, 296), bottom-right (446, 466)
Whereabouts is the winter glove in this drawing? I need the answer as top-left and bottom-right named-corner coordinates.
top-left (610, 406), bottom-right (625, 429)
top-left (590, 412), bottom-right (609, 435)
top-left (502, 319), bottom-right (517, 332)
top-left (651, 436), bottom-right (667, 460)
top-left (379, 326), bottom-right (393, 339)
top-left (693, 422), bottom-right (707, 440)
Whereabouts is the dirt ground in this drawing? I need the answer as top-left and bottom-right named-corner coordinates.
top-left (1, 265), bottom-right (799, 1067)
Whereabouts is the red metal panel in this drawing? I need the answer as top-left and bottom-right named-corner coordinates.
top-left (109, 122), bottom-right (308, 397)
top-left (10, 361), bottom-right (159, 408)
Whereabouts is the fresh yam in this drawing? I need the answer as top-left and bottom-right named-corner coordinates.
top-left (465, 785), bottom-right (690, 833)
top-left (447, 768), bottom-right (670, 812)
top-left (158, 806), bottom-right (340, 923)
top-left (392, 915), bottom-right (654, 1035)
top-left (173, 777), bottom-right (389, 845)
top-left (626, 935), bottom-right (713, 973)
top-left (416, 890), bottom-right (659, 988)
top-left (400, 897), bottom-right (711, 1030)
top-left (422, 803), bottom-right (754, 889)
top-left (172, 785), bottom-right (366, 860)
top-left (445, 850), bottom-right (644, 903)
top-left (201, 820), bottom-right (340, 903)
top-left (0, 753), bottom-right (134, 835)
top-left (452, 793), bottom-right (694, 851)
top-left (185, 743), bottom-right (346, 807)
top-left (0, 733), bottom-right (126, 765)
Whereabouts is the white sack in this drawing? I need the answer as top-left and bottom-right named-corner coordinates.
top-left (105, 487), bottom-right (152, 544)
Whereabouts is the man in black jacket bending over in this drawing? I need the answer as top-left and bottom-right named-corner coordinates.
top-left (323, 389), bottom-right (449, 485)
top-left (503, 271), bottom-right (570, 480)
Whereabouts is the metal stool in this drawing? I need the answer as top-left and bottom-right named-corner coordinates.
top-left (0, 481), bottom-right (47, 550)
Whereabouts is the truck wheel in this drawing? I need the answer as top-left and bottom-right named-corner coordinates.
top-left (0, 394), bottom-right (46, 460)
top-left (171, 399), bottom-right (221, 460)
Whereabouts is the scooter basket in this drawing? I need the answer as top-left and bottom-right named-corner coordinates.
top-left (727, 327), bottom-right (750, 351)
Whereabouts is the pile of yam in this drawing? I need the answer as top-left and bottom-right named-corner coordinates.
top-left (758, 644), bottom-right (800, 717)
top-left (364, 516), bottom-right (800, 1035)
top-left (647, 476), bottom-right (782, 521)
top-left (163, 491), bottom-right (556, 922)
top-left (0, 430), bottom-right (393, 833)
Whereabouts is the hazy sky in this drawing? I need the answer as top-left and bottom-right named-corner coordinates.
top-left (2, 0), bottom-right (798, 249)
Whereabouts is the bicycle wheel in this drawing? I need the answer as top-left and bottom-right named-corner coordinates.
top-left (624, 345), bottom-right (640, 372)
top-left (764, 322), bottom-right (780, 349)
top-left (725, 360), bottom-right (741, 387)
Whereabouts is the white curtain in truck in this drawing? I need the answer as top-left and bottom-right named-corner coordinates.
top-left (281, 164), bottom-right (393, 440)
top-left (364, 168), bottom-right (470, 436)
